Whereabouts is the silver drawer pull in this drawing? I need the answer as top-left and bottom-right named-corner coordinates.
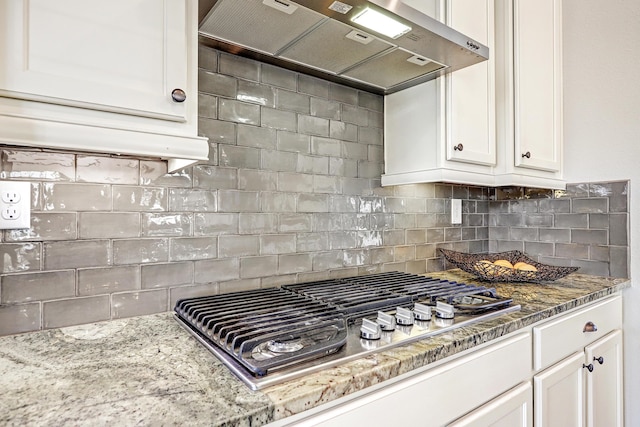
top-left (583, 321), bottom-right (598, 333)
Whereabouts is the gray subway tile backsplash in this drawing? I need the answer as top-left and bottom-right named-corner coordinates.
top-left (43, 295), bottom-right (110, 329)
top-left (169, 237), bottom-right (218, 261)
top-left (111, 289), bottom-right (168, 319)
top-left (490, 180), bottom-right (628, 273)
top-left (0, 303), bottom-right (41, 335)
top-left (310, 98), bottom-right (341, 120)
top-left (43, 240), bottom-right (111, 270)
top-left (113, 238), bottom-right (169, 265)
top-left (194, 258), bottom-right (239, 284)
top-left (113, 186), bottom-right (166, 211)
top-left (198, 69), bottom-right (235, 98)
top-left (219, 52), bottom-right (260, 82)
top-left (572, 197), bottom-right (609, 213)
top-left (1, 150), bottom-right (75, 181)
top-left (1, 270), bottom-right (75, 304)
top-left (260, 63), bottom-right (297, 90)
top-left (240, 255), bottom-right (278, 279)
top-left (0, 46), bottom-right (629, 336)
top-left (219, 98), bottom-right (260, 125)
top-left (217, 145), bottom-right (260, 169)
top-left (77, 266), bottom-right (140, 296)
top-left (43, 182), bottom-right (112, 211)
top-left (79, 212), bottom-right (139, 239)
top-left (261, 107), bottom-right (297, 131)
top-left (237, 80), bottom-right (276, 108)
top-left (0, 242), bottom-right (41, 274)
top-left (142, 213), bottom-right (193, 237)
top-left (141, 262), bottom-right (193, 289)
top-left (7, 212), bottom-right (77, 242)
top-left (76, 156), bottom-right (139, 184)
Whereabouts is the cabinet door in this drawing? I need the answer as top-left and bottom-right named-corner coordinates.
top-left (0, 0), bottom-right (187, 122)
top-left (448, 382), bottom-right (532, 427)
top-left (446, 0), bottom-right (496, 166)
top-left (533, 351), bottom-right (585, 427)
top-left (512, 0), bottom-right (562, 172)
top-left (585, 330), bottom-right (624, 427)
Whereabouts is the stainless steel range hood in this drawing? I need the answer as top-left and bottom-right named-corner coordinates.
top-left (198, 0), bottom-right (489, 95)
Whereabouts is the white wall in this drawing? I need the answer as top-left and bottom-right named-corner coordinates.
top-left (562, 0), bottom-right (640, 424)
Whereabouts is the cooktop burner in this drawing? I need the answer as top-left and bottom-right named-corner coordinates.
top-left (174, 272), bottom-right (520, 390)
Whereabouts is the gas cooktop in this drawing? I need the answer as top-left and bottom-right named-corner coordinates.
top-left (174, 271), bottom-right (520, 390)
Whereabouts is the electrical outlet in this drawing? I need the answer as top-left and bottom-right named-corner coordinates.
top-left (451, 199), bottom-right (462, 225)
top-left (1, 189), bottom-right (21, 204)
top-left (0, 181), bottom-right (31, 229)
top-left (2, 206), bottom-right (21, 220)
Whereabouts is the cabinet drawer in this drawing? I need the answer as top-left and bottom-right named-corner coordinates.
top-left (285, 333), bottom-right (532, 427)
top-left (533, 296), bottom-right (622, 371)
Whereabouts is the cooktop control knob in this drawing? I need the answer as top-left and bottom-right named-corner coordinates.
top-left (436, 301), bottom-right (455, 319)
top-left (414, 303), bottom-right (432, 321)
top-left (396, 307), bottom-right (414, 326)
top-left (361, 318), bottom-right (382, 340)
top-left (376, 311), bottom-right (396, 331)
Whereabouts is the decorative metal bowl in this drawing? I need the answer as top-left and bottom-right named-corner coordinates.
top-left (439, 249), bottom-right (579, 283)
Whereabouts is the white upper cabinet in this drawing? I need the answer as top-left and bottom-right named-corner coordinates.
top-left (494, 0), bottom-right (564, 188)
top-left (0, 0), bottom-right (208, 171)
top-left (1, 0), bottom-right (187, 121)
top-left (513, 0), bottom-right (562, 172)
top-left (384, 0), bottom-right (566, 189)
top-left (446, 0), bottom-right (496, 167)
top-left (382, 0), bottom-right (496, 187)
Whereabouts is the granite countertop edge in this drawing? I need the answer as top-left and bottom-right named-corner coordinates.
top-left (0, 271), bottom-right (631, 427)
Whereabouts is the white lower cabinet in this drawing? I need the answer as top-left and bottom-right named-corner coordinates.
top-left (534, 351), bottom-right (585, 427)
top-left (271, 296), bottom-right (624, 427)
top-left (273, 333), bottom-right (532, 427)
top-left (532, 296), bottom-right (624, 427)
top-left (585, 330), bottom-right (624, 427)
top-left (448, 382), bottom-right (532, 427)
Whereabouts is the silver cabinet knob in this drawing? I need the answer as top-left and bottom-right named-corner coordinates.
top-left (454, 143), bottom-right (464, 151)
top-left (171, 88), bottom-right (186, 103)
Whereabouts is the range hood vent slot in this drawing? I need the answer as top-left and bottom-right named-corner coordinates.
top-left (198, 0), bottom-right (489, 95)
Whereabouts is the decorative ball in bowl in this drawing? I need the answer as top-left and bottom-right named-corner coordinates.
top-left (439, 249), bottom-right (579, 283)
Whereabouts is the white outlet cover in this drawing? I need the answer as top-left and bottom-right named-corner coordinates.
top-left (0, 181), bottom-right (31, 229)
top-left (451, 199), bottom-right (462, 225)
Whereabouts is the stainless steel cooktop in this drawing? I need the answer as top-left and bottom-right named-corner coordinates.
top-left (174, 272), bottom-right (520, 390)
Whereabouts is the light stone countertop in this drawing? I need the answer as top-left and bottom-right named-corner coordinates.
top-left (0, 271), bottom-right (630, 426)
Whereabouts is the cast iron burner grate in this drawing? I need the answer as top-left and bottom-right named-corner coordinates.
top-left (174, 272), bottom-right (519, 387)
top-left (283, 271), bottom-right (512, 316)
top-left (174, 287), bottom-right (347, 376)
